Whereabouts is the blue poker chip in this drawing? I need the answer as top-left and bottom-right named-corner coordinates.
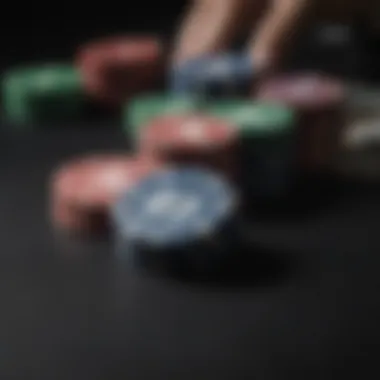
top-left (111, 167), bottom-right (241, 271)
top-left (169, 52), bottom-right (253, 97)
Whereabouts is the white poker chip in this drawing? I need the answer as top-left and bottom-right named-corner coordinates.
top-left (344, 118), bottom-right (380, 148)
top-left (336, 117), bottom-right (380, 180)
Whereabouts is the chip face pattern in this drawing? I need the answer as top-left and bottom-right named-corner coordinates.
top-left (111, 167), bottom-right (241, 271)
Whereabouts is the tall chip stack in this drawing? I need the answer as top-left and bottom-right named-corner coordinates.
top-left (206, 100), bottom-right (296, 202)
top-left (257, 73), bottom-right (346, 179)
top-left (111, 167), bottom-right (242, 275)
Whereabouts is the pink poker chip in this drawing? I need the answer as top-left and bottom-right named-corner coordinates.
top-left (257, 73), bottom-right (346, 110)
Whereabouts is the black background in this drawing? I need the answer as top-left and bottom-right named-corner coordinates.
top-left (0, 5), bottom-right (185, 70)
top-left (1, 6), bottom-right (380, 380)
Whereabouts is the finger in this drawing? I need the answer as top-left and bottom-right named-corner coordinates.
top-left (248, 0), bottom-right (312, 71)
top-left (171, 0), bottom-right (254, 65)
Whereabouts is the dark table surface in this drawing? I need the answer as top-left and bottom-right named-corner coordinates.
top-left (0, 121), bottom-right (379, 379)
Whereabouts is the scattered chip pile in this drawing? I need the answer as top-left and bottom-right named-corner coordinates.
top-left (4, 29), bottom-right (377, 276)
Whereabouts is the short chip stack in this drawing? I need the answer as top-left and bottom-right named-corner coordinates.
top-left (206, 100), bottom-right (296, 199)
top-left (111, 167), bottom-right (241, 273)
top-left (2, 64), bottom-right (85, 126)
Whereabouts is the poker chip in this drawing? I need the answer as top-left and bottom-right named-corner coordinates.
top-left (111, 167), bottom-right (241, 272)
top-left (206, 100), bottom-right (297, 199)
top-left (123, 93), bottom-right (204, 145)
top-left (139, 114), bottom-right (238, 179)
top-left (76, 36), bottom-right (164, 105)
top-left (170, 52), bottom-right (254, 97)
top-left (49, 154), bottom-right (163, 236)
top-left (206, 100), bottom-right (295, 137)
top-left (2, 64), bottom-right (85, 125)
top-left (335, 118), bottom-right (380, 181)
top-left (257, 73), bottom-right (344, 110)
top-left (257, 73), bottom-right (346, 172)
top-left (344, 118), bottom-right (380, 148)
top-left (334, 85), bottom-right (380, 181)
top-left (344, 86), bottom-right (380, 145)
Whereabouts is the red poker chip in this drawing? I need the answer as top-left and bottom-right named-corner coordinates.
top-left (139, 114), bottom-right (238, 179)
top-left (102, 37), bottom-right (162, 66)
top-left (140, 114), bottom-right (238, 153)
top-left (50, 154), bottom-right (164, 235)
top-left (77, 36), bottom-right (163, 67)
top-left (257, 73), bottom-right (346, 110)
top-left (76, 35), bottom-right (164, 104)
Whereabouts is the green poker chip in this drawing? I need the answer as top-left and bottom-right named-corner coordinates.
top-left (205, 99), bottom-right (296, 138)
top-left (123, 93), bottom-right (205, 144)
top-left (2, 64), bottom-right (85, 126)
